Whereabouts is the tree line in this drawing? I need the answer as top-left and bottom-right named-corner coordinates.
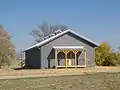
top-left (0, 23), bottom-right (120, 68)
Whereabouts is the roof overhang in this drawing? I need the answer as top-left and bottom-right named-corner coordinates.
top-left (53, 46), bottom-right (84, 50)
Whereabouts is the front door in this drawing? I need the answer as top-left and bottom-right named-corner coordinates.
top-left (66, 59), bottom-right (71, 66)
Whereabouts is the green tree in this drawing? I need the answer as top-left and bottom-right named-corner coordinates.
top-left (95, 42), bottom-right (120, 66)
top-left (0, 25), bottom-right (16, 68)
top-left (30, 21), bottom-right (69, 43)
top-left (95, 42), bottom-right (113, 66)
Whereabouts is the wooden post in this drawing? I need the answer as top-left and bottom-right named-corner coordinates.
top-left (74, 51), bottom-right (77, 67)
top-left (65, 51), bottom-right (68, 68)
top-left (84, 49), bottom-right (87, 67)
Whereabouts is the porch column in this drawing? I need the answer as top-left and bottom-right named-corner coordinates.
top-left (75, 52), bottom-right (76, 66)
top-left (84, 49), bottom-right (87, 67)
top-left (73, 51), bottom-right (78, 66)
top-left (55, 49), bottom-right (58, 68)
top-left (65, 51), bottom-right (68, 68)
top-left (74, 51), bottom-right (77, 66)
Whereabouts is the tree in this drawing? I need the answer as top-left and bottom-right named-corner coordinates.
top-left (30, 22), bottom-right (69, 43)
top-left (95, 42), bottom-right (120, 66)
top-left (95, 42), bottom-right (112, 66)
top-left (0, 25), bottom-right (16, 68)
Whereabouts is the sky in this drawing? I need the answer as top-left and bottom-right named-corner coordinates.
top-left (0, 0), bottom-right (120, 51)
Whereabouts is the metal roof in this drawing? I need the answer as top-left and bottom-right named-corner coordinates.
top-left (24, 29), bottom-right (100, 51)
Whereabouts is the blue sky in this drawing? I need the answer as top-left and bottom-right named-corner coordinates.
top-left (0, 0), bottom-right (120, 51)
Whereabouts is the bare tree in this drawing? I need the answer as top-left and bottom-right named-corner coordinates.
top-left (117, 46), bottom-right (120, 52)
top-left (30, 22), bottom-right (69, 43)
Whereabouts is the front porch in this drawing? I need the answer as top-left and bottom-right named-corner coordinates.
top-left (53, 46), bottom-right (87, 68)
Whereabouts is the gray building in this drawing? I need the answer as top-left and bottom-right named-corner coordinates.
top-left (24, 29), bottom-right (99, 69)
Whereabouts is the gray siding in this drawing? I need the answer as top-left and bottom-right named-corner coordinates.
top-left (25, 48), bottom-right (41, 68)
top-left (41, 32), bottom-right (95, 68)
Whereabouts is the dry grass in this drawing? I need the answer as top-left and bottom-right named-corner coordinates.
top-left (0, 72), bottom-right (120, 90)
top-left (0, 67), bottom-right (120, 90)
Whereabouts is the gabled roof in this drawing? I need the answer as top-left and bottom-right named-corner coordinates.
top-left (24, 29), bottom-right (99, 51)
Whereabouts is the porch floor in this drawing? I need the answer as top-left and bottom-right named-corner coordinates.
top-left (56, 65), bottom-right (86, 68)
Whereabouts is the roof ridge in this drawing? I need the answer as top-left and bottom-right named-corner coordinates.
top-left (23, 29), bottom-right (99, 51)
top-left (43, 29), bottom-right (63, 40)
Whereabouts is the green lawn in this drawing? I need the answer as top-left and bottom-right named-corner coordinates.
top-left (0, 72), bottom-right (120, 90)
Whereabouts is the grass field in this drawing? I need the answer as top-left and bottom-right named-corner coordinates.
top-left (0, 72), bottom-right (120, 90)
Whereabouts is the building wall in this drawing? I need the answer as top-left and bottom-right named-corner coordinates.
top-left (41, 32), bottom-right (95, 68)
top-left (25, 48), bottom-right (41, 68)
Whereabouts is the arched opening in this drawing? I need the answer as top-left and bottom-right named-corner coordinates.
top-left (66, 51), bottom-right (75, 66)
top-left (57, 51), bottom-right (65, 65)
top-left (67, 51), bottom-right (75, 59)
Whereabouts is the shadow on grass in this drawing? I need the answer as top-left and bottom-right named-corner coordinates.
top-left (12, 66), bottom-right (38, 70)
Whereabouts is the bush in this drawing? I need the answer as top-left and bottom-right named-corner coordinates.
top-left (95, 42), bottom-right (120, 66)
